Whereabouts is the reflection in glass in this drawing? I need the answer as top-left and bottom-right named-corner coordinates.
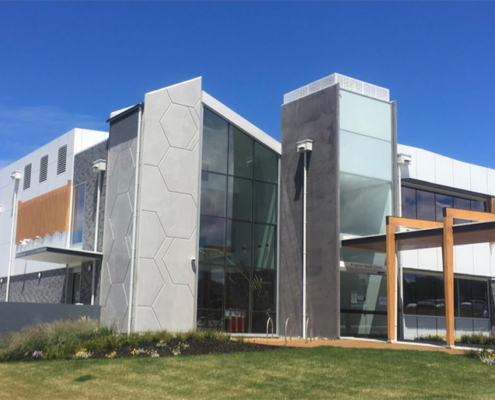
top-left (254, 142), bottom-right (278, 183)
top-left (435, 194), bottom-right (453, 222)
top-left (227, 177), bottom-right (252, 221)
top-left (471, 200), bottom-right (486, 213)
top-left (253, 224), bottom-right (276, 270)
top-left (471, 280), bottom-right (489, 318)
top-left (229, 127), bottom-right (254, 178)
top-left (340, 173), bottom-right (391, 236)
top-left (416, 190), bottom-right (435, 221)
top-left (200, 172), bottom-right (227, 217)
top-left (252, 270), bottom-right (276, 311)
top-left (226, 220), bottom-right (251, 269)
top-left (456, 279), bottom-right (473, 318)
top-left (202, 108), bottom-right (228, 174)
top-left (402, 186), bottom-right (416, 219)
top-left (71, 184), bottom-right (86, 248)
top-left (199, 216), bottom-right (226, 265)
top-left (225, 267), bottom-right (250, 310)
top-left (197, 264), bottom-right (225, 310)
top-left (340, 272), bottom-right (387, 338)
top-left (254, 182), bottom-right (277, 224)
top-left (403, 273), bottom-right (417, 315)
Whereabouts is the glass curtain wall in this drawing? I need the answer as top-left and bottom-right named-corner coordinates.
top-left (71, 184), bottom-right (85, 249)
top-left (403, 272), bottom-right (489, 319)
top-left (401, 186), bottom-right (487, 223)
top-left (197, 108), bottom-right (278, 333)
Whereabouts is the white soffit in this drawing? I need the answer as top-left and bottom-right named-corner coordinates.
top-left (202, 91), bottom-right (281, 155)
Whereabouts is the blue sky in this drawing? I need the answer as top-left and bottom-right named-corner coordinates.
top-left (1, 1), bottom-right (494, 169)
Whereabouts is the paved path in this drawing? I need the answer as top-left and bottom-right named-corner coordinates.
top-left (244, 337), bottom-right (466, 355)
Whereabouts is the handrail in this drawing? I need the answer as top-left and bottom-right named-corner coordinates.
top-left (266, 317), bottom-right (274, 338)
top-left (305, 317), bottom-right (313, 343)
top-left (284, 318), bottom-right (292, 347)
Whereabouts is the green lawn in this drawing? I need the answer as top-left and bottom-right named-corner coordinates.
top-left (1, 347), bottom-right (494, 400)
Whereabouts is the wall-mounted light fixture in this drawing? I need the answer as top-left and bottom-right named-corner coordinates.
top-left (87, 265), bottom-right (92, 272)
top-left (37, 272), bottom-right (42, 279)
top-left (0, 278), bottom-right (3, 284)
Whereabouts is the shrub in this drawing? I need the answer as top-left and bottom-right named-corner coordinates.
top-left (0, 319), bottom-right (230, 362)
top-left (460, 333), bottom-right (495, 346)
top-left (417, 334), bottom-right (460, 343)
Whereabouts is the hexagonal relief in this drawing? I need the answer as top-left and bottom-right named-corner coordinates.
top-left (160, 104), bottom-right (198, 149)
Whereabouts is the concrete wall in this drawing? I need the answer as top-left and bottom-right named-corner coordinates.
top-left (100, 107), bottom-right (140, 331)
top-left (73, 140), bottom-right (108, 253)
top-left (0, 302), bottom-right (100, 333)
top-left (279, 84), bottom-right (340, 338)
top-left (133, 78), bottom-right (202, 332)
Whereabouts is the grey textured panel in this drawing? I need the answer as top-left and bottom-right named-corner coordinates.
top-left (0, 268), bottom-right (67, 304)
top-left (134, 78), bottom-right (201, 332)
top-left (279, 84), bottom-right (340, 338)
top-left (73, 140), bottom-right (108, 252)
top-left (0, 302), bottom-right (100, 333)
top-left (100, 108), bottom-right (140, 331)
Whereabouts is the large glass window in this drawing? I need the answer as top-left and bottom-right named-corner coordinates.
top-left (198, 107), bottom-right (279, 334)
top-left (401, 186), bottom-right (487, 223)
top-left (404, 272), bottom-right (488, 319)
top-left (71, 184), bottom-right (86, 248)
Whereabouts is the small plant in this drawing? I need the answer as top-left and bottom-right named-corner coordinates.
top-left (73, 348), bottom-right (93, 359)
top-left (130, 348), bottom-right (146, 356)
top-left (418, 334), bottom-right (460, 343)
top-left (32, 350), bottom-right (43, 359)
top-left (105, 350), bottom-right (117, 359)
top-left (170, 342), bottom-right (189, 356)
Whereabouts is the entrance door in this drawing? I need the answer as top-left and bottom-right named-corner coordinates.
top-left (340, 271), bottom-right (388, 338)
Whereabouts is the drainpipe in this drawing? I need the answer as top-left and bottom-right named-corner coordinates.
top-left (127, 106), bottom-right (143, 334)
top-left (297, 140), bottom-right (313, 339)
top-left (397, 154), bottom-right (412, 340)
top-left (6, 171), bottom-right (22, 302)
top-left (91, 160), bottom-right (106, 307)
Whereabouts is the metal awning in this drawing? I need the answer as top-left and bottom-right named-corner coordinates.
top-left (342, 220), bottom-right (495, 253)
top-left (16, 247), bottom-right (103, 264)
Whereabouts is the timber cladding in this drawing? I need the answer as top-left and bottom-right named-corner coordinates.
top-left (15, 181), bottom-right (72, 244)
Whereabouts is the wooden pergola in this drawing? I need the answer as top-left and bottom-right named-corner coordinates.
top-left (342, 208), bottom-right (495, 347)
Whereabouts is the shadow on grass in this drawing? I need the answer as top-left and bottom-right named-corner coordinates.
top-left (74, 374), bottom-right (95, 383)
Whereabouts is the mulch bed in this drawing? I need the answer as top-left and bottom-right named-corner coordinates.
top-left (88, 338), bottom-right (281, 360)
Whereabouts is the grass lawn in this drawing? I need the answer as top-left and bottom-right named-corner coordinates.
top-left (1, 346), bottom-right (494, 400)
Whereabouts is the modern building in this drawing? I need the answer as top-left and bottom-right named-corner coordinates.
top-left (0, 73), bottom-right (494, 344)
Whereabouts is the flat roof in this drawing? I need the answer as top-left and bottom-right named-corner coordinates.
top-left (16, 247), bottom-right (103, 264)
top-left (342, 220), bottom-right (495, 253)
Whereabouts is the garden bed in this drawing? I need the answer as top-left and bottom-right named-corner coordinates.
top-left (0, 319), bottom-right (279, 362)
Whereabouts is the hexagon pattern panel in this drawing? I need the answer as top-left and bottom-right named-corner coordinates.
top-left (100, 109), bottom-right (140, 332)
top-left (135, 78), bottom-right (202, 332)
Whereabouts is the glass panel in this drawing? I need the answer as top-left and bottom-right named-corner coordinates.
top-left (401, 186), bottom-right (416, 219)
top-left (225, 220), bottom-right (252, 269)
top-left (199, 216), bottom-right (226, 265)
top-left (340, 173), bottom-right (391, 236)
top-left (251, 312), bottom-right (276, 334)
top-left (254, 142), bottom-right (278, 183)
top-left (202, 108), bottom-right (228, 174)
top-left (416, 190), bottom-right (435, 221)
top-left (435, 194), bottom-right (453, 222)
top-left (403, 273), bottom-right (417, 315)
top-left (454, 197), bottom-right (471, 225)
top-left (197, 309), bottom-right (223, 330)
top-left (71, 184), bottom-right (85, 247)
top-left (253, 224), bottom-right (276, 270)
top-left (340, 130), bottom-right (392, 182)
top-left (456, 279), bottom-right (473, 318)
top-left (340, 272), bottom-right (387, 338)
top-left (200, 172), bottom-right (227, 217)
top-left (252, 270), bottom-right (276, 312)
top-left (415, 275), bottom-right (436, 316)
top-left (471, 200), bottom-right (486, 213)
top-left (434, 276), bottom-right (445, 316)
top-left (471, 280), bottom-right (489, 319)
top-left (197, 264), bottom-right (224, 310)
top-left (254, 182), bottom-right (277, 224)
top-left (225, 267), bottom-right (250, 311)
top-left (227, 177), bottom-right (252, 222)
top-left (340, 248), bottom-right (386, 266)
top-left (229, 126), bottom-right (254, 178)
top-left (340, 90), bottom-right (392, 141)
